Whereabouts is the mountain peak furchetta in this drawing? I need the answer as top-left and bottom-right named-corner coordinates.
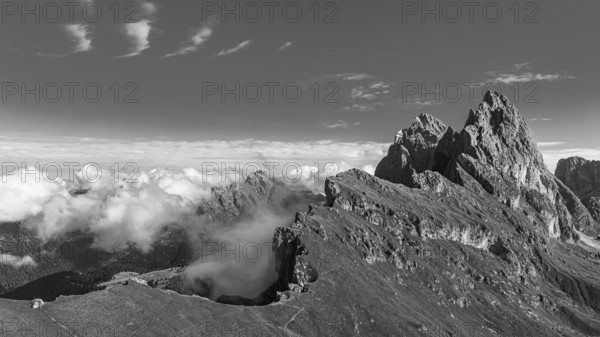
top-left (556, 157), bottom-right (600, 223)
top-left (376, 91), bottom-right (597, 239)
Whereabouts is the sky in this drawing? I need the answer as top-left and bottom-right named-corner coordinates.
top-left (1, 0), bottom-right (599, 172)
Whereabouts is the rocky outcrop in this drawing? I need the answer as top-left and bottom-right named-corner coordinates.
top-left (271, 226), bottom-right (318, 293)
top-left (376, 91), bottom-right (597, 238)
top-left (556, 157), bottom-right (600, 222)
top-left (556, 157), bottom-right (600, 197)
top-left (195, 171), bottom-right (315, 224)
top-left (195, 171), bottom-right (276, 220)
top-left (375, 113), bottom-right (454, 187)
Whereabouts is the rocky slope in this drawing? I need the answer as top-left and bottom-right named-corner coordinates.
top-left (3, 166), bottom-right (599, 336)
top-left (196, 171), bottom-right (322, 223)
top-left (556, 157), bottom-right (600, 222)
top-left (1, 92), bottom-right (600, 336)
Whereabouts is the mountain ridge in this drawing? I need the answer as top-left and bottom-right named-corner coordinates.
top-left (1, 91), bottom-right (600, 336)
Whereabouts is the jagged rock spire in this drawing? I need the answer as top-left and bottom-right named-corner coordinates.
top-left (376, 91), bottom-right (597, 239)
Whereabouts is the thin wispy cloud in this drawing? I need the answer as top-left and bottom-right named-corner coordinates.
top-left (485, 62), bottom-right (575, 84)
top-left (492, 73), bottom-right (575, 84)
top-left (141, 1), bottom-right (158, 15)
top-left (321, 120), bottom-right (360, 129)
top-left (36, 52), bottom-right (67, 58)
top-left (369, 82), bottom-right (390, 90)
top-left (351, 87), bottom-right (377, 100)
top-left (529, 118), bottom-right (552, 122)
top-left (345, 81), bottom-right (392, 111)
top-left (118, 20), bottom-right (153, 58)
top-left (276, 41), bottom-right (293, 52)
top-left (165, 27), bottom-right (213, 57)
top-left (334, 73), bottom-right (373, 81)
top-left (64, 24), bottom-right (93, 53)
top-left (217, 40), bottom-right (252, 57)
top-left (339, 103), bottom-right (380, 112)
top-left (514, 62), bottom-right (531, 71)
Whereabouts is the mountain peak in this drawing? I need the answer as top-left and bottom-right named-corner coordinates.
top-left (376, 92), bottom-right (597, 239)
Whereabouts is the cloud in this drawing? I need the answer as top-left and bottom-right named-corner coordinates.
top-left (64, 24), bottom-right (93, 53)
top-left (344, 82), bottom-right (392, 111)
top-left (217, 40), bottom-right (251, 56)
top-left (118, 20), bottom-right (153, 58)
top-left (483, 62), bottom-right (575, 85)
top-left (339, 103), bottom-right (375, 112)
top-left (369, 82), bottom-right (390, 90)
top-left (334, 73), bottom-right (372, 81)
top-left (529, 118), bottom-right (552, 122)
top-left (491, 72), bottom-right (575, 84)
top-left (0, 254), bottom-right (37, 268)
top-left (36, 52), bottom-right (67, 58)
top-left (165, 27), bottom-right (213, 57)
top-left (141, 1), bottom-right (157, 15)
top-left (0, 160), bottom-right (385, 256)
top-left (537, 142), bottom-right (565, 147)
top-left (276, 41), bottom-right (292, 52)
top-left (514, 62), bottom-right (531, 71)
top-left (1, 167), bottom-right (213, 251)
top-left (184, 208), bottom-right (287, 299)
top-left (0, 136), bottom-right (389, 176)
top-left (350, 87), bottom-right (377, 100)
top-left (321, 120), bottom-right (360, 129)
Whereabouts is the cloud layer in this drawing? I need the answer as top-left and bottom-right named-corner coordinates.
top-left (1, 167), bottom-right (213, 251)
top-left (0, 136), bottom-right (388, 174)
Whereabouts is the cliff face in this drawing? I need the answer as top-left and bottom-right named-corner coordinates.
top-left (376, 91), bottom-right (597, 238)
top-left (556, 157), bottom-right (600, 222)
top-left (196, 171), bottom-right (324, 224)
top-left (556, 157), bottom-right (600, 197)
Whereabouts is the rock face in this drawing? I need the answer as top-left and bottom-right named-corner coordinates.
top-left (376, 91), bottom-right (597, 238)
top-left (375, 113), bottom-right (453, 187)
top-left (196, 171), bottom-right (322, 224)
top-left (556, 157), bottom-right (600, 221)
top-left (556, 157), bottom-right (600, 197)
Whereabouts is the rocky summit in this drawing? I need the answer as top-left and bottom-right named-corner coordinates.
top-left (376, 91), bottom-right (597, 239)
top-left (557, 157), bottom-right (600, 222)
top-left (1, 91), bottom-right (600, 336)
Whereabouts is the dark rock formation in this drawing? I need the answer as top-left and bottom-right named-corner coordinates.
top-left (375, 113), bottom-right (453, 187)
top-left (556, 157), bottom-right (600, 197)
top-left (376, 91), bottom-right (597, 238)
top-left (556, 157), bottom-right (600, 222)
top-left (196, 171), bottom-right (321, 224)
top-left (582, 197), bottom-right (600, 223)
